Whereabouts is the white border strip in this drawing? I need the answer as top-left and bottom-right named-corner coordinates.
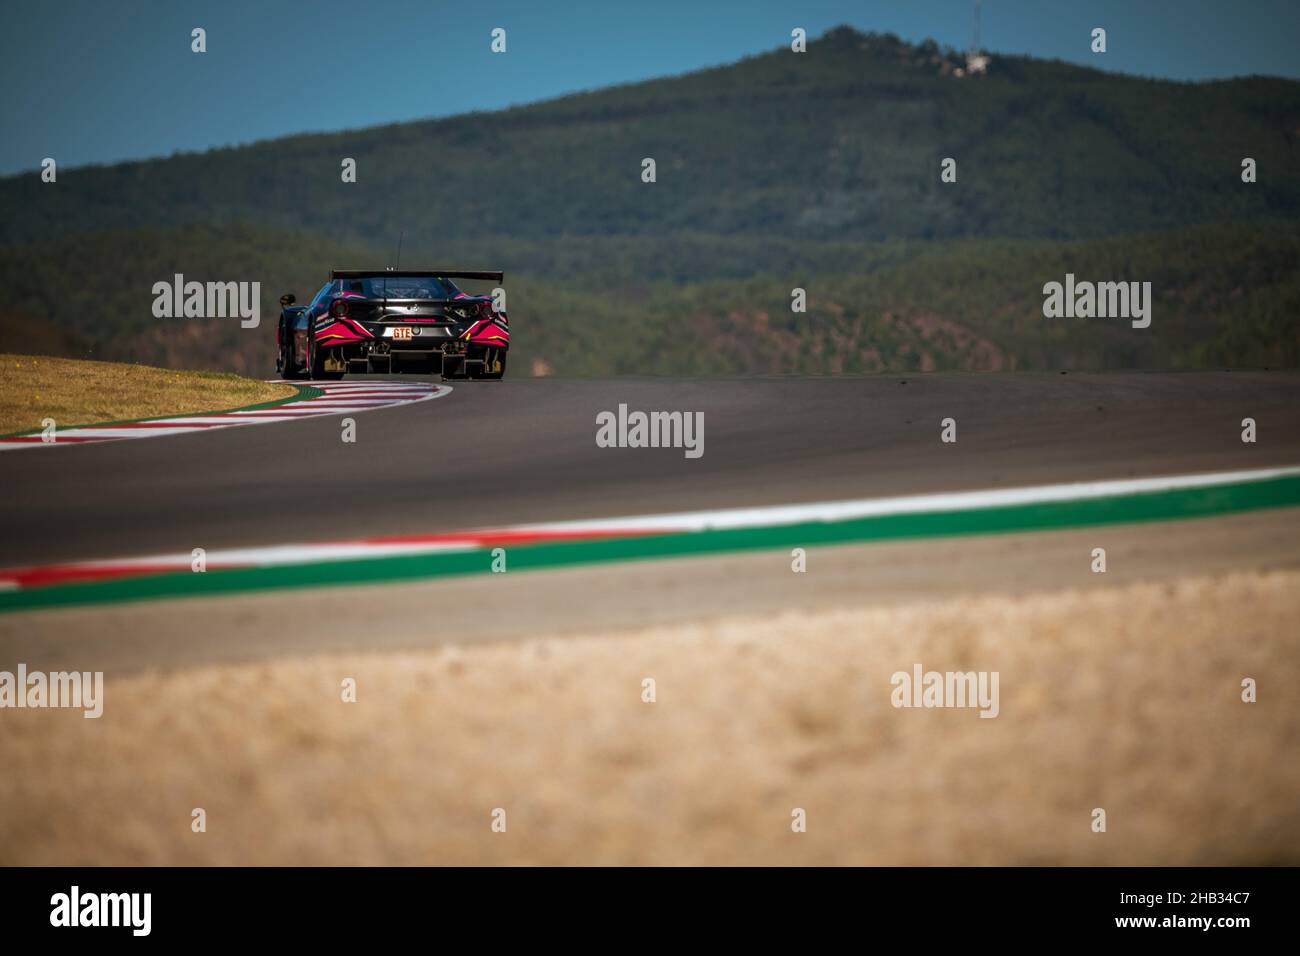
top-left (0, 380), bottom-right (450, 450)
top-left (3, 464), bottom-right (1297, 585)
top-left (510, 465), bottom-right (1300, 534)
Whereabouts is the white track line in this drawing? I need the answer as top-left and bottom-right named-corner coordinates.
top-left (510, 464), bottom-right (1300, 534)
top-left (0, 380), bottom-right (450, 450)
top-left (3, 463), bottom-right (1297, 588)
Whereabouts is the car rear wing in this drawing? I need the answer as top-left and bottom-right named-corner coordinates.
top-left (331, 270), bottom-right (504, 282)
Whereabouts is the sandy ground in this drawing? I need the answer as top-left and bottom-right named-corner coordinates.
top-left (2, 567), bottom-right (1297, 866)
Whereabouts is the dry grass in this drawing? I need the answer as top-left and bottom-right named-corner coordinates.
top-left (0, 354), bottom-right (294, 434)
top-left (2, 570), bottom-right (1298, 866)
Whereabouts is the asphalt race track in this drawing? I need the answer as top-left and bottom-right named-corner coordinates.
top-left (2, 371), bottom-right (1299, 568)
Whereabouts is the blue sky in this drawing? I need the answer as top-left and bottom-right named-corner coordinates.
top-left (2, 0), bottom-right (1297, 176)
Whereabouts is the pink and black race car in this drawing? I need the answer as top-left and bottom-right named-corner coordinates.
top-left (276, 270), bottom-right (508, 380)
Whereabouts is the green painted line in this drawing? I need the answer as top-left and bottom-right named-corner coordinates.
top-left (0, 383), bottom-right (321, 438)
top-left (4, 473), bottom-right (1299, 614)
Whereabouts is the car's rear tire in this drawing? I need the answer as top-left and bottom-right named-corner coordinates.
top-left (279, 330), bottom-right (300, 380)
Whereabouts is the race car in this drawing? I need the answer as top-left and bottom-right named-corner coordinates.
top-left (276, 270), bottom-right (508, 380)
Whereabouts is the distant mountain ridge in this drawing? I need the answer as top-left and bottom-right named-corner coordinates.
top-left (2, 27), bottom-right (1297, 376)
top-left (3, 27), bottom-right (1297, 249)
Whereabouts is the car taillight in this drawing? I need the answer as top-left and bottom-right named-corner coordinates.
top-left (330, 299), bottom-right (349, 318)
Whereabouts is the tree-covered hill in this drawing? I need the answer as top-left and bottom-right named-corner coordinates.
top-left (3, 28), bottom-right (1297, 248)
top-left (3, 223), bottom-right (1294, 376)
top-left (1, 27), bottom-right (1296, 375)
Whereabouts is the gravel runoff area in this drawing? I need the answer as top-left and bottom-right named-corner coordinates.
top-left (2, 567), bottom-right (1296, 865)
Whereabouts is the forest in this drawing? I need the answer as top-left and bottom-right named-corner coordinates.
top-left (1, 28), bottom-right (1296, 375)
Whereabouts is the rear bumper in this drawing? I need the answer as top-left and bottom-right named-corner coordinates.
top-left (326, 340), bottom-right (505, 377)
